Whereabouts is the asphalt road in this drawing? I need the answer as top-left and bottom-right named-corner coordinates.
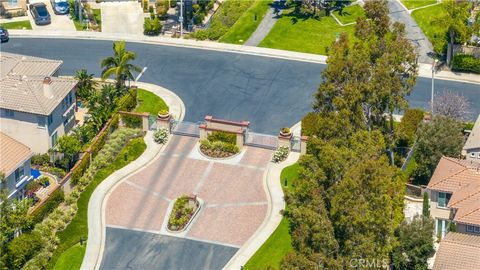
top-left (1, 38), bottom-right (479, 134)
top-left (101, 227), bottom-right (238, 270)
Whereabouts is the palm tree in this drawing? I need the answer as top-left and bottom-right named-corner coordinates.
top-left (101, 41), bottom-right (142, 93)
top-left (74, 69), bottom-right (96, 102)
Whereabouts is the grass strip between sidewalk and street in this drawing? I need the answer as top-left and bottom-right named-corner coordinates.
top-left (400, 0), bottom-right (437, 10)
top-left (244, 163), bottom-right (300, 270)
top-left (219, 0), bottom-right (272, 44)
top-left (49, 137), bottom-right (147, 270)
top-left (0, 20), bottom-right (32, 30)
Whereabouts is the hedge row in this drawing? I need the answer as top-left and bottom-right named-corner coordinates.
top-left (452, 54), bottom-right (480, 74)
top-left (30, 189), bottom-right (65, 225)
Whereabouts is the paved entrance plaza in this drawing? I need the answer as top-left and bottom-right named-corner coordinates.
top-left (101, 135), bottom-right (273, 269)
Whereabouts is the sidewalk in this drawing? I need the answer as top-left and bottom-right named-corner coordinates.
top-left (7, 30), bottom-right (480, 84)
top-left (81, 84), bottom-right (184, 270)
top-left (245, 0), bottom-right (283, 46)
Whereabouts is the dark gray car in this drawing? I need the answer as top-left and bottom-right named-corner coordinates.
top-left (29, 3), bottom-right (51, 25)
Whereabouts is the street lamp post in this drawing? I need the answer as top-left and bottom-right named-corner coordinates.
top-left (179, 0), bottom-right (184, 36)
top-left (431, 59), bottom-right (438, 115)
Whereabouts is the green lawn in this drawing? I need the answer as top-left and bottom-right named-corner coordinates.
top-left (92, 9), bottom-right (101, 30)
top-left (259, 8), bottom-right (355, 55)
top-left (0, 20), bottom-right (32, 30)
top-left (411, 4), bottom-right (447, 54)
top-left (53, 244), bottom-right (85, 270)
top-left (47, 137), bottom-right (147, 269)
top-left (219, 0), bottom-right (272, 44)
top-left (401, 0), bottom-right (437, 10)
top-left (135, 89), bottom-right (169, 115)
top-left (244, 163), bottom-right (300, 270)
top-left (332, 4), bottom-right (365, 25)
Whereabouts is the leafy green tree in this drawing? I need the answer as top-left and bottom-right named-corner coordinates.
top-left (74, 69), bottom-right (96, 102)
top-left (101, 41), bottom-right (142, 92)
top-left (314, 0), bottom-right (417, 164)
top-left (330, 157), bottom-right (404, 264)
top-left (55, 135), bottom-right (82, 169)
top-left (87, 84), bottom-right (119, 132)
top-left (413, 116), bottom-right (464, 184)
top-left (442, 0), bottom-right (472, 45)
top-left (397, 109), bottom-right (425, 148)
top-left (393, 215), bottom-right (435, 270)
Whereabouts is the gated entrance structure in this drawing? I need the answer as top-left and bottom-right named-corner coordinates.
top-left (244, 131), bottom-right (278, 150)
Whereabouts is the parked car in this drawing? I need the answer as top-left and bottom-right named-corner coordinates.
top-left (0, 27), bottom-right (9, 43)
top-left (29, 3), bottom-right (51, 25)
top-left (50, 0), bottom-right (69, 15)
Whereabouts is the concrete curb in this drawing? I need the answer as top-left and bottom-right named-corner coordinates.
top-left (81, 85), bottom-right (185, 270)
top-left (223, 152), bottom-right (300, 270)
top-left (9, 30), bottom-right (480, 84)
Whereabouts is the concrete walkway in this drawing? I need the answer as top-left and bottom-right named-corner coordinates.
top-left (388, 0), bottom-right (434, 64)
top-left (81, 83), bottom-right (184, 270)
top-left (7, 30), bottom-right (480, 84)
top-left (245, 1), bottom-right (284, 46)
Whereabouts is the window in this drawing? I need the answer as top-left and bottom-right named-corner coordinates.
top-left (436, 219), bottom-right (449, 239)
top-left (48, 114), bottom-right (53, 126)
top-left (477, 153), bottom-right (480, 159)
top-left (37, 116), bottom-right (45, 127)
top-left (14, 166), bottom-right (24, 182)
top-left (471, 152), bottom-right (476, 158)
top-left (438, 192), bottom-right (451, 208)
top-left (7, 0), bottom-right (18, 7)
top-left (5, 109), bottom-right (14, 117)
top-left (68, 92), bottom-right (73, 105)
top-left (51, 131), bottom-right (58, 146)
top-left (468, 225), bottom-right (480, 233)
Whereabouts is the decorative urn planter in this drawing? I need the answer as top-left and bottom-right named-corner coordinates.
top-left (279, 127), bottom-right (292, 138)
top-left (157, 110), bottom-right (170, 119)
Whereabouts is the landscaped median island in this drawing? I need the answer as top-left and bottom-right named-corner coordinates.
top-left (167, 195), bottom-right (200, 232)
top-left (200, 131), bottom-right (240, 158)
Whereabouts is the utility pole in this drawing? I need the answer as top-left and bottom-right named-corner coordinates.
top-left (431, 59), bottom-right (438, 115)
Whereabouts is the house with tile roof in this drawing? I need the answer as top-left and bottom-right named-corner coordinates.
top-left (463, 114), bottom-right (480, 162)
top-left (432, 232), bottom-right (480, 270)
top-left (0, 132), bottom-right (33, 200)
top-left (0, 52), bottom-right (77, 153)
top-left (426, 156), bottom-right (480, 239)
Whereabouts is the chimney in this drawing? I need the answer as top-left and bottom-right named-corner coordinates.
top-left (43, 76), bottom-right (53, 98)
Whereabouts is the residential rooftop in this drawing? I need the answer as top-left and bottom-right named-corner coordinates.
top-left (0, 132), bottom-right (33, 176)
top-left (464, 114), bottom-right (480, 151)
top-left (433, 232), bottom-right (480, 270)
top-left (0, 52), bottom-right (77, 116)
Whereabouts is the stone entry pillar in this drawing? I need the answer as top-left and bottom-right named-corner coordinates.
top-left (156, 114), bottom-right (172, 131)
top-left (200, 115), bottom-right (249, 149)
top-left (300, 136), bottom-right (309, 155)
top-left (278, 132), bottom-right (293, 150)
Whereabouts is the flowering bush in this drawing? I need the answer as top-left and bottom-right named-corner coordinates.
top-left (272, 146), bottom-right (289, 163)
top-left (154, 128), bottom-right (169, 145)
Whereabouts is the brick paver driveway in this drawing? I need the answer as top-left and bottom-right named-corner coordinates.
top-left (101, 135), bottom-right (272, 269)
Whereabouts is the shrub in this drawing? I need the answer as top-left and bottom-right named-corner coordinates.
top-left (70, 152), bottom-right (90, 186)
top-left (452, 54), bottom-right (480, 74)
top-left (26, 181), bottom-right (41, 193)
top-left (170, 0), bottom-right (177, 8)
top-left (148, 5), bottom-right (154, 14)
top-left (168, 195), bottom-right (196, 230)
top-left (156, 0), bottom-right (169, 18)
top-left (121, 114), bottom-right (143, 128)
top-left (144, 17), bottom-right (162, 36)
top-left (143, 0), bottom-right (148, 12)
top-left (272, 146), bottom-right (289, 163)
top-left (158, 109), bottom-right (169, 115)
top-left (200, 139), bottom-right (239, 155)
top-left (116, 88), bottom-right (137, 111)
top-left (280, 127), bottom-right (291, 134)
top-left (153, 128), bottom-right (169, 144)
top-left (397, 108), bottom-right (424, 147)
top-left (30, 189), bottom-right (65, 224)
top-left (193, 12), bottom-right (205, 25)
top-left (31, 154), bottom-right (50, 166)
top-left (207, 131), bottom-right (236, 145)
top-left (7, 232), bottom-right (44, 269)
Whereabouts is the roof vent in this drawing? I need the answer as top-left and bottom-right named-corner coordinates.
top-left (43, 76), bottom-right (53, 98)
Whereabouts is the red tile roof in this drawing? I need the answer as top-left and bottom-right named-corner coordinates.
top-left (433, 232), bottom-right (480, 270)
